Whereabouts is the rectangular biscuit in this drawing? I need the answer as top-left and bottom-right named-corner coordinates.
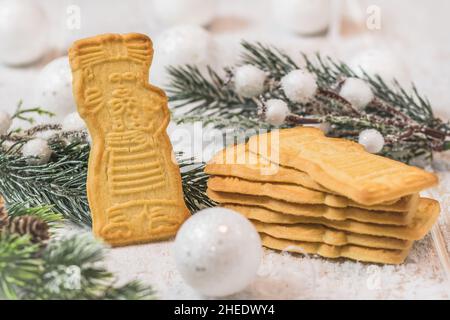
top-left (260, 234), bottom-right (411, 264)
top-left (247, 127), bottom-right (438, 205)
top-left (207, 189), bottom-right (417, 226)
top-left (252, 220), bottom-right (412, 250)
top-left (206, 143), bottom-right (400, 207)
top-left (223, 198), bottom-right (440, 241)
top-left (208, 176), bottom-right (416, 212)
top-left (205, 144), bottom-right (329, 192)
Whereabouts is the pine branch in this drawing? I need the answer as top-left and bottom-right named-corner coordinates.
top-left (102, 280), bottom-right (156, 300)
top-left (11, 100), bottom-right (55, 125)
top-left (302, 54), bottom-right (437, 124)
top-left (179, 155), bottom-right (216, 212)
top-left (0, 232), bottom-right (155, 300)
top-left (0, 200), bottom-right (155, 300)
top-left (0, 139), bottom-right (91, 226)
top-left (167, 65), bottom-right (258, 120)
top-left (6, 203), bottom-right (63, 229)
top-left (22, 234), bottom-right (110, 299)
top-left (0, 131), bottom-right (213, 227)
top-left (173, 114), bottom-right (268, 130)
top-left (27, 234), bottom-right (156, 300)
top-left (0, 234), bottom-right (42, 299)
top-left (241, 41), bottom-right (298, 77)
top-left (166, 41), bottom-right (450, 164)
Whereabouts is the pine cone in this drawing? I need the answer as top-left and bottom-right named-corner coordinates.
top-left (0, 200), bottom-right (9, 228)
top-left (7, 215), bottom-right (50, 243)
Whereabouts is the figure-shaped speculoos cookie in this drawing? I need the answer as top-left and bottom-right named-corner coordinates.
top-left (69, 33), bottom-right (190, 246)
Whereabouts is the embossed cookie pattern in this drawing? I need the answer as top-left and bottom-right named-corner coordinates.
top-left (69, 33), bottom-right (190, 246)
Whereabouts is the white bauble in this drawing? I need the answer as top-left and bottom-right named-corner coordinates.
top-left (358, 129), bottom-right (385, 154)
top-left (0, 0), bottom-right (49, 65)
top-left (281, 70), bottom-right (317, 103)
top-left (152, 0), bottom-right (216, 26)
top-left (173, 207), bottom-right (262, 297)
top-left (350, 49), bottom-right (408, 84)
top-left (317, 122), bottom-right (331, 134)
top-left (62, 112), bottom-right (86, 132)
top-left (271, 0), bottom-right (331, 35)
top-left (0, 111), bottom-right (11, 135)
top-left (339, 78), bottom-right (374, 110)
top-left (265, 99), bottom-right (290, 126)
top-left (234, 65), bottom-right (266, 98)
top-left (151, 25), bottom-right (215, 85)
top-left (22, 138), bottom-right (52, 165)
top-left (33, 56), bottom-right (75, 123)
top-left (306, 122), bottom-right (331, 134)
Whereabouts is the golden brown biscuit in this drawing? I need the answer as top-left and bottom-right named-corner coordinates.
top-left (252, 221), bottom-right (411, 250)
top-left (260, 234), bottom-right (411, 264)
top-left (224, 198), bottom-right (440, 240)
top-left (207, 190), bottom-right (417, 226)
top-left (247, 127), bottom-right (438, 205)
top-left (208, 176), bottom-right (416, 212)
top-left (69, 33), bottom-right (190, 246)
top-left (205, 144), bottom-right (329, 192)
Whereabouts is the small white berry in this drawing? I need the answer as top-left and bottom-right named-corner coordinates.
top-left (340, 78), bottom-right (374, 110)
top-left (22, 138), bottom-right (52, 165)
top-left (234, 65), bottom-right (266, 98)
top-left (0, 111), bottom-right (12, 135)
top-left (281, 69), bottom-right (317, 103)
top-left (358, 129), bottom-right (385, 154)
top-left (317, 122), bottom-right (331, 134)
top-left (306, 122), bottom-right (331, 134)
top-left (265, 99), bottom-right (290, 126)
top-left (62, 112), bottom-right (86, 131)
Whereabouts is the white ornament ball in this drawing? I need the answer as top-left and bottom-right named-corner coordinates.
top-left (62, 112), bottom-right (86, 132)
top-left (339, 78), bottom-right (374, 110)
top-left (22, 138), bottom-right (52, 165)
top-left (306, 122), bottom-right (331, 134)
top-left (173, 207), bottom-right (262, 297)
top-left (151, 25), bottom-right (215, 85)
top-left (152, 0), bottom-right (216, 26)
top-left (265, 99), bottom-right (290, 126)
top-left (281, 69), bottom-right (317, 103)
top-left (358, 129), bottom-right (385, 154)
top-left (271, 0), bottom-right (331, 35)
top-left (234, 65), bottom-right (266, 98)
top-left (0, 111), bottom-right (11, 135)
top-left (317, 122), bottom-right (331, 134)
top-left (33, 56), bottom-right (75, 123)
top-left (0, 0), bottom-right (49, 65)
top-left (350, 49), bottom-right (408, 84)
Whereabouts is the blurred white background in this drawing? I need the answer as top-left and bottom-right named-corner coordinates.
top-left (0, 0), bottom-right (449, 122)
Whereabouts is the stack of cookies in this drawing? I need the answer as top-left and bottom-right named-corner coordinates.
top-left (205, 127), bottom-right (440, 264)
